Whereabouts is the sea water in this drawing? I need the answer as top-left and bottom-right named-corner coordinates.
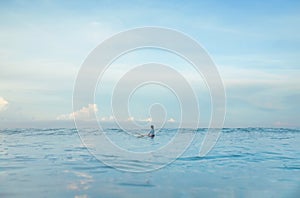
top-left (0, 128), bottom-right (299, 198)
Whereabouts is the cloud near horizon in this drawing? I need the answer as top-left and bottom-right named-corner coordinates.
top-left (167, 118), bottom-right (176, 123)
top-left (56, 104), bottom-right (98, 121)
top-left (0, 97), bottom-right (8, 111)
top-left (57, 104), bottom-right (177, 125)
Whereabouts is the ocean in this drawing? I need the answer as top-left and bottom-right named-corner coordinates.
top-left (1, 128), bottom-right (299, 198)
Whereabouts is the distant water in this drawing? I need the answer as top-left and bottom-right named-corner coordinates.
top-left (1, 128), bottom-right (300, 198)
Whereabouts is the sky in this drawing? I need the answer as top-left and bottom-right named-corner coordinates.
top-left (0, 0), bottom-right (299, 128)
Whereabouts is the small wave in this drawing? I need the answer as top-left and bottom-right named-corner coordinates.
top-left (72, 164), bottom-right (113, 171)
top-left (117, 182), bottom-right (155, 187)
top-left (275, 166), bottom-right (300, 170)
top-left (0, 128), bottom-right (78, 136)
top-left (177, 154), bottom-right (245, 161)
top-left (0, 165), bottom-right (26, 171)
top-left (13, 155), bottom-right (38, 162)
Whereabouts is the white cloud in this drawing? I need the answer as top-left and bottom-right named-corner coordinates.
top-left (100, 115), bottom-right (115, 122)
top-left (219, 66), bottom-right (300, 87)
top-left (56, 104), bottom-right (98, 121)
top-left (100, 116), bottom-right (176, 124)
top-left (0, 97), bottom-right (8, 111)
top-left (140, 117), bottom-right (152, 122)
top-left (127, 116), bottom-right (134, 121)
top-left (167, 118), bottom-right (176, 123)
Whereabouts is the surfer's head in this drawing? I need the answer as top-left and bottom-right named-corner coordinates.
top-left (151, 125), bottom-right (154, 129)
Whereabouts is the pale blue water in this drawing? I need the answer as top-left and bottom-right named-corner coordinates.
top-left (1, 128), bottom-right (300, 197)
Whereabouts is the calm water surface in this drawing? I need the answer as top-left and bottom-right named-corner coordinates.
top-left (0, 128), bottom-right (300, 197)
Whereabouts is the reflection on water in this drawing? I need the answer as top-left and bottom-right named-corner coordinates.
top-left (0, 128), bottom-right (299, 197)
top-left (64, 170), bottom-right (93, 191)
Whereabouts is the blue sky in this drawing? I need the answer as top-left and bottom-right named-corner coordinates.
top-left (0, 0), bottom-right (299, 128)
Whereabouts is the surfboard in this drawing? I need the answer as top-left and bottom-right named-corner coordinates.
top-left (136, 134), bottom-right (146, 138)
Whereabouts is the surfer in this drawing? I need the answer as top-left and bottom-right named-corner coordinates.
top-left (148, 125), bottom-right (155, 138)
